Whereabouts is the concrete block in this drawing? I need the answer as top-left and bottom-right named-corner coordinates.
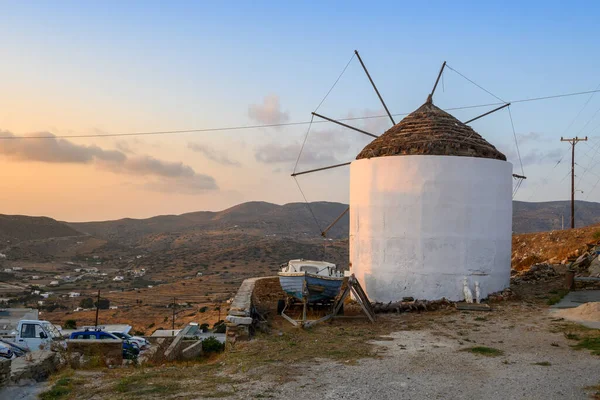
top-left (225, 316), bottom-right (253, 325)
top-left (181, 340), bottom-right (203, 360)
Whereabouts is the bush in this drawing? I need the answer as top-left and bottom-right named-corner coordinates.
top-left (201, 336), bottom-right (224, 353)
top-left (64, 319), bottom-right (77, 329)
top-left (200, 323), bottom-right (210, 331)
top-left (95, 298), bottom-right (110, 310)
top-left (79, 298), bottom-right (94, 309)
top-left (213, 321), bottom-right (226, 334)
top-left (199, 306), bottom-right (209, 313)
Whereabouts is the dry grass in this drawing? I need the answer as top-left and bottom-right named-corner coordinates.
top-left (550, 321), bottom-right (600, 356)
top-left (512, 224), bottom-right (600, 270)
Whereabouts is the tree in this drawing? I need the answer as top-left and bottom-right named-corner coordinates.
top-left (95, 298), bottom-right (110, 310)
top-left (64, 319), bottom-right (77, 329)
top-left (79, 298), bottom-right (94, 309)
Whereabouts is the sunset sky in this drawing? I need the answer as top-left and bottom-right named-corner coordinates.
top-left (2, 1), bottom-right (600, 221)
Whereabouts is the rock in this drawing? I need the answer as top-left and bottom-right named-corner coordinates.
top-left (225, 316), bottom-right (253, 325)
top-left (589, 256), bottom-right (600, 277)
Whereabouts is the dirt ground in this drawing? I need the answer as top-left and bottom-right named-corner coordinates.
top-left (37, 279), bottom-right (600, 400)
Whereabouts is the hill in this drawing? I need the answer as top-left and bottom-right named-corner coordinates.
top-left (512, 200), bottom-right (600, 233)
top-left (69, 201), bottom-right (350, 245)
top-left (0, 214), bottom-right (82, 244)
top-left (68, 200), bottom-right (600, 244)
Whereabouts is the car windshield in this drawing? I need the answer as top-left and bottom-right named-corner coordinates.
top-left (41, 322), bottom-right (61, 339)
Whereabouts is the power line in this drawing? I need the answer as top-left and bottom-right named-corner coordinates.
top-left (3, 89), bottom-right (600, 140)
top-left (445, 64), bottom-right (507, 103)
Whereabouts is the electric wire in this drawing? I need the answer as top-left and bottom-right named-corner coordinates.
top-left (445, 64), bottom-right (506, 103)
top-left (314, 53), bottom-right (356, 113)
top-left (293, 176), bottom-right (322, 234)
top-left (3, 90), bottom-right (600, 140)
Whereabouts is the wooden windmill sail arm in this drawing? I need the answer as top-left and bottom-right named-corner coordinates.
top-left (291, 161), bottom-right (351, 177)
top-left (321, 206), bottom-right (349, 237)
top-left (463, 103), bottom-right (510, 124)
top-left (354, 50), bottom-right (395, 125)
top-left (430, 61), bottom-right (447, 99)
top-left (311, 112), bottom-right (378, 139)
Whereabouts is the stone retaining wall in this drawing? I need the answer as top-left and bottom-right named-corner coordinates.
top-left (10, 350), bottom-right (58, 383)
top-left (66, 339), bottom-right (123, 366)
top-left (0, 358), bottom-right (10, 388)
top-left (225, 276), bottom-right (279, 345)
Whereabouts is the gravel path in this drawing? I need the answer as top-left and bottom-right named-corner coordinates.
top-left (240, 304), bottom-right (599, 399)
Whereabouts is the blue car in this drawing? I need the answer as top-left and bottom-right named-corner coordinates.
top-left (69, 329), bottom-right (139, 359)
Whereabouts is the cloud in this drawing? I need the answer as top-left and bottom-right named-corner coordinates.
top-left (114, 140), bottom-right (135, 154)
top-left (0, 129), bottom-right (218, 194)
top-left (248, 95), bottom-right (290, 126)
top-left (254, 128), bottom-right (349, 166)
top-left (517, 132), bottom-right (543, 144)
top-left (143, 175), bottom-right (218, 194)
top-left (504, 147), bottom-right (563, 167)
top-left (0, 130), bottom-right (125, 164)
top-left (188, 143), bottom-right (241, 167)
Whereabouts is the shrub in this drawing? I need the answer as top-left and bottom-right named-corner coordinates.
top-left (213, 321), bottom-right (226, 334)
top-left (199, 306), bottom-right (209, 313)
top-left (64, 319), bottom-right (77, 329)
top-left (201, 336), bottom-right (224, 353)
top-left (200, 323), bottom-right (210, 331)
top-left (79, 298), bottom-right (94, 309)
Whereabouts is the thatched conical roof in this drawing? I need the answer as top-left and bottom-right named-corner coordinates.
top-left (356, 96), bottom-right (506, 161)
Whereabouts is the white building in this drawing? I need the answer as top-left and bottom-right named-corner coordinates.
top-left (113, 276), bottom-right (124, 282)
top-left (349, 96), bottom-right (512, 302)
top-left (49, 281), bottom-right (59, 286)
top-left (69, 292), bottom-right (81, 298)
top-left (12, 267), bottom-right (22, 271)
top-left (3, 268), bottom-right (12, 273)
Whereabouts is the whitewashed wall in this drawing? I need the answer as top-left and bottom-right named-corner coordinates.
top-left (349, 155), bottom-right (512, 302)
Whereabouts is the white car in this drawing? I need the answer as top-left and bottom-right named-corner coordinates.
top-left (109, 332), bottom-right (150, 350)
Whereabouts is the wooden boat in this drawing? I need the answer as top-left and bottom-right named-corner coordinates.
top-left (278, 259), bottom-right (344, 303)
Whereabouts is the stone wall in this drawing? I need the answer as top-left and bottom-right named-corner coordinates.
top-left (0, 358), bottom-right (10, 388)
top-left (66, 339), bottom-right (123, 366)
top-left (10, 350), bottom-right (58, 383)
top-left (225, 276), bottom-right (279, 345)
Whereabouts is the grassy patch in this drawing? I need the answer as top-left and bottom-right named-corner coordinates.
top-left (565, 333), bottom-right (581, 340)
top-left (474, 317), bottom-right (488, 322)
top-left (553, 321), bottom-right (600, 356)
top-left (546, 289), bottom-right (570, 306)
top-left (461, 346), bottom-right (504, 357)
top-left (531, 361), bottom-right (552, 366)
top-left (571, 337), bottom-right (600, 356)
top-left (39, 373), bottom-right (77, 400)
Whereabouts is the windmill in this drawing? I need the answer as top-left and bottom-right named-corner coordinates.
top-left (292, 51), bottom-right (525, 302)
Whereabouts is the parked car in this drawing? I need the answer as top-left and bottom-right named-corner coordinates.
top-left (0, 339), bottom-right (29, 358)
top-left (0, 343), bottom-right (14, 359)
top-left (12, 320), bottom-right (63, 351)
top-left (69, 329), bottom-right (139, 359)
top-left (109, 331), bottom-right (150, 350)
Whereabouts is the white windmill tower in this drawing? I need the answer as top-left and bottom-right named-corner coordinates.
top-left (292, 52), bottom-right (523, 303)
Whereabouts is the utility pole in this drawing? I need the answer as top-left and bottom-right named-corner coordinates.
top-left (172, 297), bottom-right (176, 336)
top-left (561, 136), bottom-right (588, 229)
top-left (94, 289), bottom-right (100, 328)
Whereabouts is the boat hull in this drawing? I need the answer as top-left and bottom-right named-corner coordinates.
top-left (278, 273), bottom-right (343, 303)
